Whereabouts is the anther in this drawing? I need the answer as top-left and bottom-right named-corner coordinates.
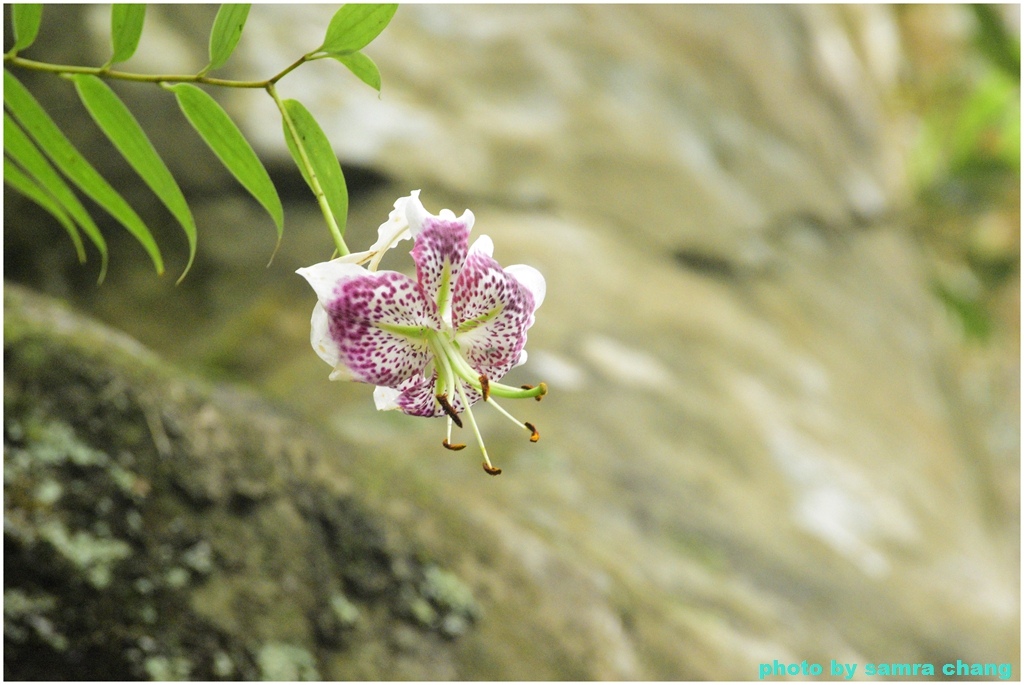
top-left (479, 374), bottom-right (490, 402)
top-left (522, 382), bottom-right (547, 401)
top-left (435, 394), bottom-right (463, 428)
top-left (524, 421), bottom-right (540, 442)
top-left (482, 461), bottom-right (503, 476)
top-left (442, 439), bottom-right (466, 451)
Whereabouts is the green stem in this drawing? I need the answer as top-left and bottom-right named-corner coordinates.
top-left (269, 54), bottom-right (312, 85)
top-left (268, 83), bottom-right (349, 256)
top-left (3, 53), bottom-right (310, 89)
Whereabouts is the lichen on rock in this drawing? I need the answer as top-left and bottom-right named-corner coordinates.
top-left (3, 283), bottom-right (481, 680)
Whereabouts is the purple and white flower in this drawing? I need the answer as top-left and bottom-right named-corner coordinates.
top-left (297, 192), bottom-right (547, 475)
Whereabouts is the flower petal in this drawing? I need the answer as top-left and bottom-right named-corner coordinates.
top-left (310, 300), bottom-right (358, 381)
top-left (330, 191), bottom-right (425, 269)
top-left (296, 259), bottom-right (367, 304)
top-left (452, 249), bottom-right (539, 380)
top-left (373, 384), bottom-right (401, 410)
top-left (362, 189), bottom-right (421, 269)
top-left (384, 370), bottom-right (482, 417)
top-left (387, 372), bottom-right (437, 416)
top-left (337, 249), bottom-right (374, 265)
top-left (469, 234), bottom-right (494, 258)
top-left (506, 263), bottom-right (546, 310)
top-left (404, 192), bottom-right (474, 238)
top-left (298, 262), bottom-right (441, 386)
top-left (310, 300), bottom-right (336, 366)
top-left (411, 209), bottom-right (473, 322)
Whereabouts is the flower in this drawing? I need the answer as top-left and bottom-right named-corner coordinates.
top-left (297, 192), bottom-right (547, 475)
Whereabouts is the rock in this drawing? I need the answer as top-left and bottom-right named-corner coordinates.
top-left (234, 5), bottom-right (894, 264)
top-left (2, 284), bottom-right (489, 680)
top-left (3, 5), bottom-right (1018, 680)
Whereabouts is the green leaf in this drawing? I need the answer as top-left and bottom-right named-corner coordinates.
top-left (167, 83), bottom-right (283, 242)
top-left (4, 112), bottom-right (108, 279)
top-left (318, 4), bottom-right (397, 55)
top-left (11, 4), bottom-right (43, 52)
top-left (280, 99), bottom-right (348, 238)
top-left (206, 4), bottom-right (251, 73)
top-left (933, 280), bottom-right (992, 342)
top-left (70, 73), bottom-right (196, 282)
top-left (971, 4), bottom-right (1021, 82)
top-left (3, 69), bottom-right (163, 275)
top-left (4, 156), bottom-right (86, 263)
top-left (110, 4), bottom-right (146, 65)
top-left (327, 50), bottom-right (382, 92)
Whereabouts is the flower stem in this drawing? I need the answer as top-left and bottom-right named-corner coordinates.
top-left (268, 82), bottom-right (349, 256)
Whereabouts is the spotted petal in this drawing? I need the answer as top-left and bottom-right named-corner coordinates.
top-left (452, 242), bottom-right (542, 380)
top-left (297, 260), bottom-right (440, 387)
top-left (376, 370), bottom-right (483, 417)
top-left (410, 203), bottom-right (474, 324)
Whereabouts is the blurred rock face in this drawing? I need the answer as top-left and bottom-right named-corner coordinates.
top-left (238, 5), bottom-right (894, 262)
top-left (5, 5), bottom-right (1018, 679)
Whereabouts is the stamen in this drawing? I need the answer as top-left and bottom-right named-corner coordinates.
top-left (484, 395), bottom-right (541, 443)
top-left (443, 415), bottom-right (465, 450)
top-left (456, 383), bottom-right (501, 476)
top-left (479, 374), bottom-right (490, 402)
top-left (435, 394), bottom-right (463, 428)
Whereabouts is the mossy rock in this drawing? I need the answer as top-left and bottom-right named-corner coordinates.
top-left (3, 283), bottom-right (477, 680)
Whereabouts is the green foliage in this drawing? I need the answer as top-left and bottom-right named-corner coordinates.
top-left (3, 4), bottom-right (399, 282)
top-left (71, 74), bottom-right (198, 283)
top-left (109, 5), bottom-right (147, 65)
top-left (3, 158), bottom-right (86, 264)
top-left (905, 6), bottom-right (1020, 344)
top-left (4, 112), bottom-right (108, 279)
top-left (932, 281), bottom-right (992, 342)
top-left (205, 4), bottom-right (250, 74)
top-left (315, 4), bottom-right (396, 90)
top-left (327, 51), bottom-right (382, 92)
top-left (281, 98), bottom-right (349, 245)
top-left (166, 83), bottom-right (284, 246)
top-left (970, 4), bottom-right (1020, 81)
top-left (10, 4), bottom-right (43, 53)
top-left (319, 4), bottom-right (397, 55)
top-left (4, 70), bottom-right (164, 276)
